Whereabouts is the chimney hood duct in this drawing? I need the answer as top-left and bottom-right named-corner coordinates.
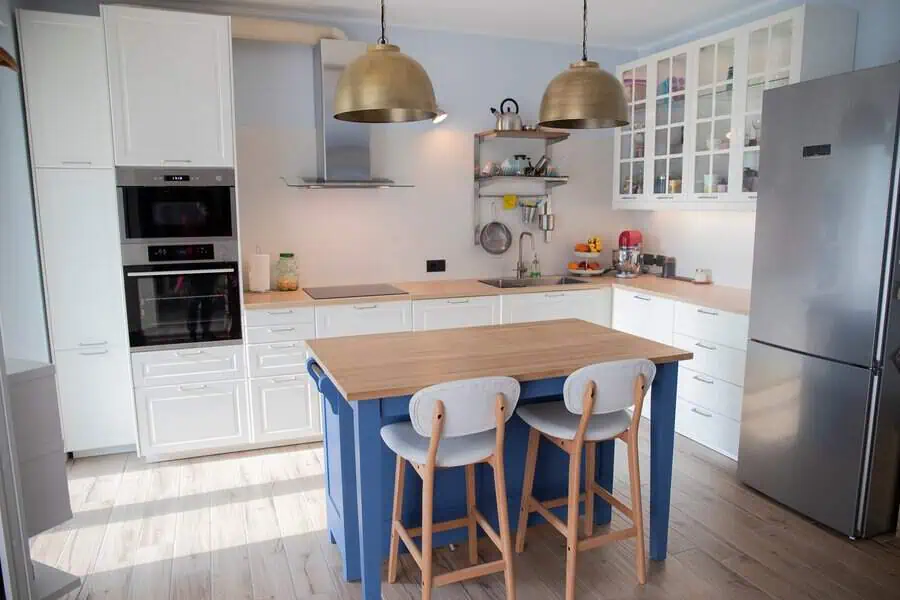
top-left (285, 39), bottom-right (412, 189)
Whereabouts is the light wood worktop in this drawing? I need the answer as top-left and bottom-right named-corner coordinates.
top-left (307, 319), bottom-right (693, 401)
top-left (244, 276), bottom-right (750, 314)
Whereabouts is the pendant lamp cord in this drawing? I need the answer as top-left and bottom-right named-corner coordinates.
top-left (582, 0), bottom-right (588, 61)
top-left (379, 0), bottom-right (387, 44)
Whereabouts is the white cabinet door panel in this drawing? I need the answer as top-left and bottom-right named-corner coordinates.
top-left (136, 380), bottom-right (248, 455)
top-left (55, 346), bottom-right (135, 452)
top-left (673, 332), bottom-right (746, 386)
top-left (246, 322), bottom-right (316, 345)
top-left (35, 169), bottom-right (128, 350)
top-left (250, 377), bottom-right (320, 443)
top-left (245, 306), bottom-right (315, 328)
top-left (247, 342), bottom-right (309, 378)
top-left (501, 290), bottom-right (610, 325)
top-left (131, 345), bottom-right (245, 388)
top-left (315, 301), bottom-right (412, 339)
top-left (103, 5), bottom-right (234, 167)
top-left (678, 366), bottom-right (743, 422)
top-left (18, 11), bottom-right (113, 168)
top-left (412, 296), bottom-right (500, 331)
top-left (611, 288), bottom-right (675, 345)
top-left (674, 302), bottom-right (749, 350)
top-left (675, 397), bottom-right (740, 459)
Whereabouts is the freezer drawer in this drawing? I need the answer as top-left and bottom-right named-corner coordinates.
top-left (738, 341), bottom-right (872, 536)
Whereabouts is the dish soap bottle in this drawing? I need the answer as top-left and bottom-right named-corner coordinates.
top-left (530, 254), bottom-right (541, 279)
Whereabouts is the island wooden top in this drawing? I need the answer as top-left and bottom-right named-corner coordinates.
top-left (244, 275), bottom-right (751, 314)
top-left (307, 319), bottom-right (694, 401)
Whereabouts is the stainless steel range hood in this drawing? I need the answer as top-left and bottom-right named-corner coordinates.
top-left (284, 39), bottom-right (412, 189)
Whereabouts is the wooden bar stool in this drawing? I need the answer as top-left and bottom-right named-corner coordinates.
top-left (380, 377), bottom-right (521, 600)
top-left (514, 359), bottom-right (656, 600)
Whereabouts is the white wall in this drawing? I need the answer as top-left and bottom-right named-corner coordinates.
top-left (0, 0), bottom-right (49, 362)
top-left (234, 25), bottom-right (637, 286)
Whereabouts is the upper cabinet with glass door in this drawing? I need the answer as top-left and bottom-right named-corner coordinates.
top-left (612, 4), bottom-right (857, 211)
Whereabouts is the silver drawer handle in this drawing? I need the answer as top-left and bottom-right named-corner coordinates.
top-left (656, 195), bottom-right (675, 199)
top-left (78, 340), bottom-right (108, 347)
top-left (268, 342), bottom-right (298, 349)
top-left (162, 159), bottom-right (193, 164)
top-left (695, 342), bottom-right (717, 351)
top-left (446, 299), bottom-right (471, 304)
top-left (748, 194), bottom-right (758, 200)
top-left (266, 309), bottom-right (295, 315)
top-left (690, 407), bottom-right (713, 418)
top-left (179, 384), bottom-right (207, 392)
top-left (272, 376), bottom-right (298, 383)
top-left (354, 304), bottom-right (378, 310)
top-left (268, 326), bottom-right (296, 333)
top-left (633, 295), bottom-right (651, 301)
top-left (697, 308), bottom-right (719, 316)
top-left (176, 349), bottom-right (205, 357)
top-left (693, 375), bottom-right (715, 384)
top-left (128, 268), bottom-right (235, 277)
top-left (79, 349), bottom-right (108, 356)
top-left (696, 194), bottom-right (718, 200)
top-left (545, 293), bottom-right (565, 298)
top-left (62, 160), bottom-right (92, 165)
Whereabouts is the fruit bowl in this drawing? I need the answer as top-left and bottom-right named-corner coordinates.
top-left (574, 251), bottom-right (603, 260)
top-left (568, 268), bottom-right (605, 277)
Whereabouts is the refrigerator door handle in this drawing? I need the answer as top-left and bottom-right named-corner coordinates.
top-left (892, 349), bottom-right (900, 372)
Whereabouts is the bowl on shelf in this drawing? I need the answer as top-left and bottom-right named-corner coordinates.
top-left (574, 251), bottom-right (603, 260)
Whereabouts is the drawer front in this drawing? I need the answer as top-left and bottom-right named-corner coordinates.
top-left (247, 341), bottom-right (309, 378)
top-left (612, 288), bottom-right (674, 345)
top-left (250, 376), bottom-right (320, 443)
top-left (413, 296), bottom-right (500, 331)
top-left (678, 366), bottom-right (743, 421)
top-left (316, 301), bottom-right (412, 339)
top-left (673, 333), bottom-right (746, 386)
top-left (246, 321), bottom-right (316, 344)
top-left (136, 380), bottom-right (249, 455)
top-left (131, 345), bottom-right (246, 388)
top-left (245, 306), bottom-right (314, 328)
top-left (674, 302), bottom-right (748, 350)
top-left (676, 397), bottom-right (740, 459)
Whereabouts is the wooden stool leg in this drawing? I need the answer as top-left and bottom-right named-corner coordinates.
top-left (584, 442), bottom-right (596, 537)
top-left (388, 456), bottom-right (406, 583)
top-left (627, 430), bottom-right (647, 584)
top-left (422, 461), bottom-right (435, 600)
top-left (565, 441), bottom-right (583, 600)
top-left (515, 428), bottom-right (540, 553)
top-left (492, 454), bottom-right (516, 600)
top-left (465, 463), bottom-right (478, 565)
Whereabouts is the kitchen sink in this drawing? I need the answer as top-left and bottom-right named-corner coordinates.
top-left (478, 276), bottom-right (588, 289)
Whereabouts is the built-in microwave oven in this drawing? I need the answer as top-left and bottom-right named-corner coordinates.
top-left (116, 167), bottom-right (236, 244)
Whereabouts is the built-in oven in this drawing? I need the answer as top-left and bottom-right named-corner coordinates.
top-left (117, 167), bottom-right (236, 244)
top-left (123, 242), bottom-right (242, 351)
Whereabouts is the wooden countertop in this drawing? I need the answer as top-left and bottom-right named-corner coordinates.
top-left (244, 276), bottom-right (750, 314)
top-left (307, 319), bottom-right (693, 401)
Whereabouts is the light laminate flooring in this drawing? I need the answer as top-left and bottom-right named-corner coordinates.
top-left (31, 430), bottom-right (900, 600)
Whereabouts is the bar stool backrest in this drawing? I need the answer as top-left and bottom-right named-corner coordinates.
top-left (563, 360), bottom-right (656, 415)
top-left (409, 377), bottom-right (521, 438)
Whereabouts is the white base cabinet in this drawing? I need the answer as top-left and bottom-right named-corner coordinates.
top-left (413, 296), bottom-right (500, 331)
top-left (250, 376), bottom-right (319, 444)
top-left (316, 301), bottom-right (412, 338)
top-left (501, 289), bottom-right (611, 326)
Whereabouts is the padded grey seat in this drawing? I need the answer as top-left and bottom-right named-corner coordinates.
top-left (381, 422), bottom-right (496, 467)
top-left (516, 403), bottom-right (632, 442)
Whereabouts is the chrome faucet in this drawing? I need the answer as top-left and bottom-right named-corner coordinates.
top-left (517, 231), bottom-right (535, 279)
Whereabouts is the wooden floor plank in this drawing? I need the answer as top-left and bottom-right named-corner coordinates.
top-left (171, 459), bottom-right (212, 600)
top-left (209, 452), bottom-right (254, 600)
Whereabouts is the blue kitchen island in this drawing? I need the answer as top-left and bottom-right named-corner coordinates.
top-left (307, 319), bottom-right (692, 600)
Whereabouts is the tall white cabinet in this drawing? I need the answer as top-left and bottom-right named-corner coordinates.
top-left (102, 5), bottom-right (235, 167)
top-left (18, 10), bottom-right (135, 453)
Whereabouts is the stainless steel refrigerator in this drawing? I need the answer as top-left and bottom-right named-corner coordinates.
top-left (739, 62), bottom-right (900, 538)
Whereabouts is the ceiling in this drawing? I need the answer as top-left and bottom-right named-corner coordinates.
top-left (210, 0), bottom-right (780, 49)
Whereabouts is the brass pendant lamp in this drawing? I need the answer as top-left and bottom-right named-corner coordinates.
top-left (538, 0), bottom-right (629, 129)
top-left (333, 0), bottom-right (437, 123)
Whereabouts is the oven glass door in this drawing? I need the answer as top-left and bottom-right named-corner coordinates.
top-left (120, 185), bottom-right (234, 240)
top-left (124, 262), bottom-right (241, 348)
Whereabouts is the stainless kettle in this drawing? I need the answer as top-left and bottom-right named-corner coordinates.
top-left (491, 98), bottom-right (523, 131)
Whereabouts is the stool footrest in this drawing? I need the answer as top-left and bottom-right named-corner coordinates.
top-left (473, 508), bottom-right (502, 551)
top-left (407, 516), bottom-right (470, 538)
top-left (433, 560), bottom-right (507, 587)
top-left (591, 482), bottom-right (634, 519)
top-left (530, 496), bottom-right (568, 537)
top-left (394, 522), bottom-right (423, 567)
top-left (577, 527), bottom-right (637, 552)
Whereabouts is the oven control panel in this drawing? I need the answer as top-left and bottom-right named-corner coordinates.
top-left (148, 244), bottom-right (215, 262)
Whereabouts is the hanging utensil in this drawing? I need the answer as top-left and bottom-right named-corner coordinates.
top-left (480, 201), bottom-right (513, 255)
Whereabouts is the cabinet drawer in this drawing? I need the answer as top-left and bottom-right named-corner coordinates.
top-left (316, 300), bottom-right (412, 339)
top-left (673, 333), bottom-right (746, 386)
top-left (674, 302), bottom-right (748, 350)
top-left (250, 376), bottom-right (320, 443)
top-left (678, 366), bottom-right (742, 421)
top-left (675, 397), bottom-right (740, 459)
top-left (245, 306), bottom-right (315, 328)
top-left (611, 288), bottom-right (675, 345)
top-left (247, 341), bottom-right (309, 378)
top-left (246, 322), bottom-right (316, 344)
top-left (131, 345), bottom-right (245, 388)
top-left (413, 296), bottom-right (500, 331)
top-left (135, 380), bottom-right (249, 455)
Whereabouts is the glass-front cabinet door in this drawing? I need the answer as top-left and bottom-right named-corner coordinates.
top-left (615, 63), bottom-right (648, 203)
top-left (651, 53), bottom-right (687, 203)
top-left (693, 37), bottom-right (736, 202)
top-left (738, 18), bottom-right (795, 200)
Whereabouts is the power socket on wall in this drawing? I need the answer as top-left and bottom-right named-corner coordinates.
top-left (426, 259), bottom-right (446, 273)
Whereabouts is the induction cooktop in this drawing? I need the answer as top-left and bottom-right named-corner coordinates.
top-left (303, 283), bottom-right (408, 300)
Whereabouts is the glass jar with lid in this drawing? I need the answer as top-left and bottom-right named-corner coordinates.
top-left (274, 253), bottom-right (299, 291)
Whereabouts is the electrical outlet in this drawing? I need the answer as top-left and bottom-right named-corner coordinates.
top-left (426, 259), bottom-right (446, 273)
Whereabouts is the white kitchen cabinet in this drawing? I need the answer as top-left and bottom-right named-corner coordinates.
top-left (245, 306), bottom-right (315, 328)
top-left (135, 380), bottom-right (249, 456)
top-left (413, 296), bottom-right (500, 331)
top-left (674, 301), bottom-right (749, 350)
top-left (315, 301), bottom-right (412, 339)
top-left (611, 288), bottom-right (674, 345)
top-left (613, 4), bottom-right (856, 210)
top-left (17, 10), bottom-right (114, 168)
top-left (501, 289), bottom-right (611, 326)
top-left (131, 344), bottom-right (246, 388)
top-left (250, 376), bottom-right (320, 444)
top-left (247, 322), bottom-right (317, 345)
top-left (247, 341), bottom-right (309, 378)
top-left (35, 169), bottom-right (128, 351)
top-left (54, 346), bottom-right (136, 452)
top-left (102, 5), bottom-right (235, 167)
top-left (673, 333), bottom-right (746, 387)
top-left (675, 396), bottom-right (740, 459)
